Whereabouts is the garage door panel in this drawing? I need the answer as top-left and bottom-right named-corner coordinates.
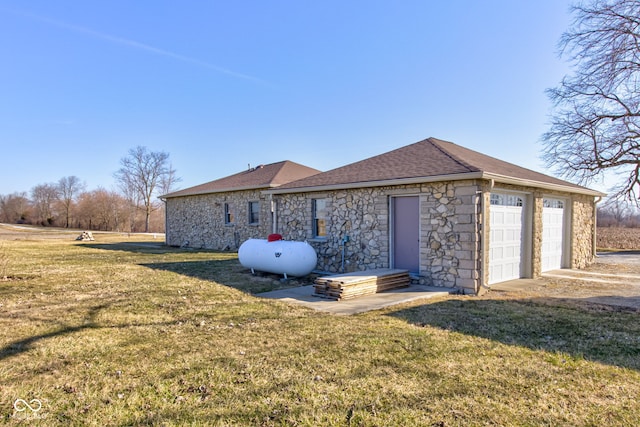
top-left (505, 212), bottom-right (519, 224)
top-left (542, 199), bottom-right (565, 272)
top-left (490, 265), bottom-right (502, 281)
top-left (493, 247), bottom-right (503, 258)
top-left (489, 194), bottom-right (525, 284)
top-left (506, 229), bottom-right (519, 241)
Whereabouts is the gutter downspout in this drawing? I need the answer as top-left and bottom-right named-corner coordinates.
top-left (593, 196), bottom-right (602, 259)
top-left (161, 197), bottom-right (168, 246)
top-left (476, 188), bottom-right (491, 294)
top-left (479, 179), bottom-right (495, 293)
top-left (270, 194), bottom-right (277, 235)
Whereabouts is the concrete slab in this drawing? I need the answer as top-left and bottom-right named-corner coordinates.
top-left (257, 284), bottom-right (455, 315)
top-left (489, 278), bottom-right (545, 292)
top-left (490, 267), bottom-right (640, 292)
top-left (596, 251), bottom-right (640, 265)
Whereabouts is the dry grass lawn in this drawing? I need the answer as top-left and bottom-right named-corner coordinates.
top-left (1, 227), bottom-right (640, 425)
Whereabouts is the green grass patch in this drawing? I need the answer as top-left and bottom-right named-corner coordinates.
top-left (1, 234), bottom-right (640, 425)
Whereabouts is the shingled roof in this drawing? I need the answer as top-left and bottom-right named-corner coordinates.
top-left (268, 137), bottom-right (604, 196)
top-left (161, 160), bottom-right (321, 198)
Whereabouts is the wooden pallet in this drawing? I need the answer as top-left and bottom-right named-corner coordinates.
top-left (314, 269), bottom-right (410, 300)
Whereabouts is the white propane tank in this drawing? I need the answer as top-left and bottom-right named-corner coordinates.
top-left (238, 238), bottom-right (317, 277)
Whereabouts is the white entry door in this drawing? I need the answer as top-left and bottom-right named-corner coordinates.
top-left (489, 193), bottom-right (525, 284)
top-left (541, 198), bottom-right (565, 271)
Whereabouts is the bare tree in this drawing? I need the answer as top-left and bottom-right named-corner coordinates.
top-left (93, 189), bottom-right (124, 231)
top-left (599, 199), bottom-right (630, 226)
top-left (117, 173), bottom-right (141, 232)
top-left (157, 162), bottom-right (181, 232)
top-left (598, 198), bottom-right (640, 226)
top-left (76, 189), bottom-right (130, 231)
top-left (0, 192), bottom-right (31, 224)
top-left (75, 191), bottom-right (98, 230)
top-left (31, 183), bottom-right (59, 225)
top-left (57, 176), bottom-right (86, 228)
top-left (159, 163), bottom-right (181, 196)
top-left (114, 146), bottom-right (179, 232)
top-left (542, 0), bottom-right (640, 202)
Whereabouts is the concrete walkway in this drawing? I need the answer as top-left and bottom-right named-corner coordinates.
top-left (257, 284), bottom-right (455, 315)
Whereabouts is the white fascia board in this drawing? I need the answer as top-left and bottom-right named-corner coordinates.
top-left (263, 171), bottom-right (605, 198)
top-left (482, 172), bottom-right (607, 197)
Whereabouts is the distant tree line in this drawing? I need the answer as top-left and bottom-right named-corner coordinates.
top-left (0, 146), bottom-right (180, 233)
top-left (598, 200), bottom-right (640, 228)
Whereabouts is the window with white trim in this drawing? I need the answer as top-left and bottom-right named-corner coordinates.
top-left (312, 199), bottom-right (327, 238)
top-left (248, 201), bottom-right (260, 224)
top-left (224, 203), bottom-right (234, 224)
top-left (543, 199), bottom-right (564, 209)
top-left (490, 194), bottom-right (524, 206)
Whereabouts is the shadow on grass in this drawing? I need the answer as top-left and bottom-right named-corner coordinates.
top-left (141, 260), bottom-right (305, 294)
top-left (0, 299), bottom-right (180, 362)
top-left (143, 259), bottom-right (242, 285)
top-left (78, 242), bottom-right (305, 293)
top-left (388, 297), bottom-right (640, 371)
top-left (0, 303), bottom-right (113, 362)
top-left (78, 241), bottom-right (198, 255)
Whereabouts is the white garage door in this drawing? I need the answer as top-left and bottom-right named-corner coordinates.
top-left (542, 198), bottom-right (565, 272)
top-left (489, 193), bottom-right (525, 284)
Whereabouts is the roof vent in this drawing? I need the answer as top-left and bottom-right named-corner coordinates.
top-left (247, 164), bottom-right (264, 172)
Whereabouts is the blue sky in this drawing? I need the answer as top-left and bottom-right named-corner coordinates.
top-left (2, 0), bottom-right (607, 196)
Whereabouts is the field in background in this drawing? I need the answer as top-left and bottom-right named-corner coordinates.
top-left (598, 227), bottom-right (640, 250)
top-left (1, 227), bottom-right (640, 425)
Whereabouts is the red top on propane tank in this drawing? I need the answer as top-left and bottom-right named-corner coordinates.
top-left (267, 233), bottom-right (283, 242)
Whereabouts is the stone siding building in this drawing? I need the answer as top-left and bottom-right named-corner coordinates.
top-left (266, 138), bottom-right (604, 294)
top-left (162, 161), bottom-right (321, 249)
top-left (163, 137), bottom-right (604, 295)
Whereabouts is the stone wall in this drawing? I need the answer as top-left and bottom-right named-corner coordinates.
top-left (571, 194), bottom-right (596, 269)
top-left (274, 180), bottom-right (482, 292)
top-left (276, 187), bottom-right (390, 273)
top-left (165, 189), bottom-right (272, 250)
top-left (419, 181), bottom-right (482, 291)
top-left (531, 191), bottom-right (544, 279)
top-left (165, 179), bottom-right (597, 294)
